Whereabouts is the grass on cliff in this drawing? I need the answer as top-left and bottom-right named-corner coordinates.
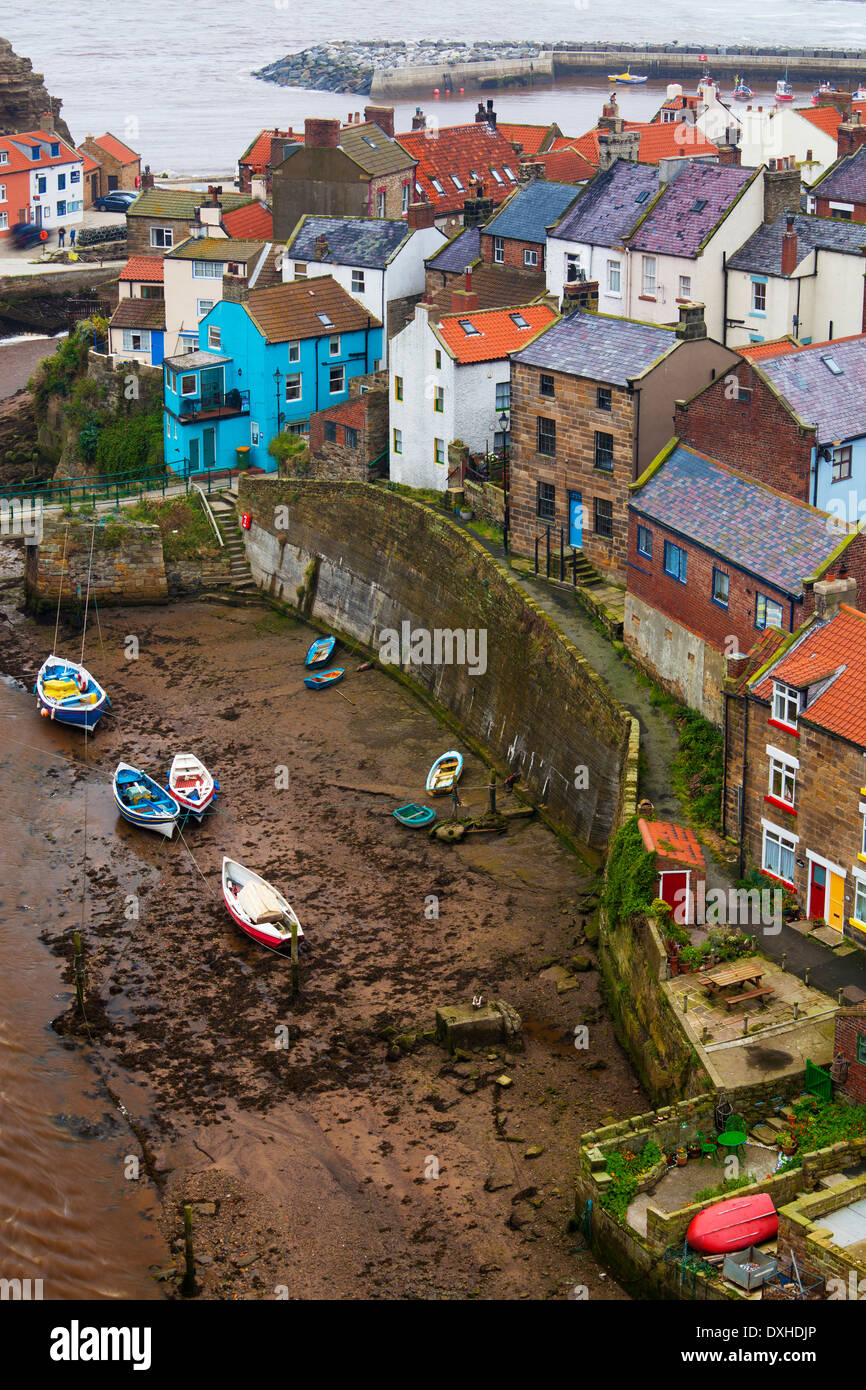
top-left (631, 672), bottom-right (723, 830)
top-left (126, 497), bottom-right (223, 562)
top-left (603, 815), bottom-right (657, 928)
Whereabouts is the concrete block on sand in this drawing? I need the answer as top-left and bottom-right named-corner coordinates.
top-left (435, 1000), bottom-right (522, 1053)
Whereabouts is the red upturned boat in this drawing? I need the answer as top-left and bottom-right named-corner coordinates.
top-left (687, 1193), bottom-right (778, 1254)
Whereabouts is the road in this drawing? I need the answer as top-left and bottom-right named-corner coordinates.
top-left (0, 207), bottom-right (127, 277)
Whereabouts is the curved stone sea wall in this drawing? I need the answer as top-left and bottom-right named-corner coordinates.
top-left (238, 477), bottom-right (638, 852)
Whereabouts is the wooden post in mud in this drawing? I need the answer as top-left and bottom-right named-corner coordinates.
top-left (181, 1203), bottom-right (196, 1297)
top-left (488, 773), bottom-right (497, 816)
top-left (73, 931), bottom-right (85, 1016)
top-left (290, 919), bottom-right (300, 998)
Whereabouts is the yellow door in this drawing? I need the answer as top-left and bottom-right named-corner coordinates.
top-left (827, 871), bottom-right (845, 933)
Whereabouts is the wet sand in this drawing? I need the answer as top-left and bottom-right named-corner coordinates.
top-left (1, 558), bottom-right (643, 1300)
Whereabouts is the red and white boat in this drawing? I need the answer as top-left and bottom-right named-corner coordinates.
top-left (168, 752), bottom-right (217, 820)
top-left (221, 857), bottom-right (304, 953)
top-left (687, 1193), bottom-right (778, 1254)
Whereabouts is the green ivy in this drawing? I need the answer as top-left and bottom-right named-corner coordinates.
top-left (600, 1140), bottom-right (662, 1219)
top-left (603, 815), bottom-right (657, 928)
top-left (93, 412), bottom-right (163, 477)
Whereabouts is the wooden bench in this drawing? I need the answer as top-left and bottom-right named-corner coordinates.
top-left (723, 987), bottom-right (774, 1011)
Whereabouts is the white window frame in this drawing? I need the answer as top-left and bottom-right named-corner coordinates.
top-left (329, 335), bottom-right (341, 357)
top-left (767, 744), bottom-right (798, 808)
top-left (121, 328), bottom-right (149, 352)
top-left (854, 869), bottom-right (866, 926)
top-left (679, 274), bottom-right (691, 299)
top-left (150, 227), bottom-right (173, 249)
top-left (196, 298), bottom-right (215, 319)
top-left (207, 325), bottom-right (221, 350)
top-left (401, 183), bottom-right (409, 214)
top-left (180, 374), bottom-right (197, 397)
top-left (329, 363), bottom-right (345, 394)
top-left (493, 236), bottom-right (504, 264)
top-left (772, 682), bottom-right (799, 730)
top-left (285, 373), bottom-right (301, 401)
top-left (351, 269), bottom-right (365, 293)
top-left (193, 260), bottom-right (223, 278)
top-left (0, 212), bottom-right (6, 231)
top-left (377, 190), bottom-right (386, 217)
top-left (760, 818), bottom-right (799, 886)
top-left (0, 184), bottom-right (6, 203)
top-left (524, 247), bottom-right (539, 268)
top-left (607, 259), bottom-right (621, 295)
top-left (288, 340), bottom-right (300, 363)
top-left (642, 256), bottom-right (657, 297)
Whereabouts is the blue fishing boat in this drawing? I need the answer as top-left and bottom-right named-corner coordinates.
top-left (303, 667), bottom-right (345, 690)
top-left (394, 802), bottom-right (436, 828)
top-left (305, 634), bottom-right (337, 668)
top-left (35, 655), bottom-right (110, 731)
top-left (113, 761), bottom-right (181, 839)
top-left (426, 750), bottom-right (464, 794)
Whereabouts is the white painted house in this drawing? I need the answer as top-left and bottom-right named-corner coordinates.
top-left (0, 127), bottom-right (83, 238)
top-left (388, 298), bottom-right (557, 491)
top-left (107, 255), bottom-right (165, 366)
top-left (282, 209), bottom-right (446, 366)
top-left (162, 236), bottom-right (276, 357)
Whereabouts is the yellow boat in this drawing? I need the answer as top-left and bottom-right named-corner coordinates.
top-left (608, 70), bottom-right (648, 84)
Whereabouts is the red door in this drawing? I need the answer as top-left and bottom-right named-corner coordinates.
top-left (660, 871), bottom-right (689, 924)
top-left (809, 862), bottom-right (826, 918)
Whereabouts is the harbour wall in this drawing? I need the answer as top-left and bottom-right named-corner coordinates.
top-left (237, 477), bottom-right (638, 852)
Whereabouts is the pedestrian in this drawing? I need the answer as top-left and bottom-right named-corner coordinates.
top-left (69, 227), bottom-right (76, 247)
top-left (58, 226), bottom-right (65, 247)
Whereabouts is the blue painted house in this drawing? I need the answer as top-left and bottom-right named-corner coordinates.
top-left (163, 275), bottom-right (383, 475)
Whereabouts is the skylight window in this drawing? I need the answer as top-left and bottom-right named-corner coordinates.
top-left (469, 170), bottom-right (480, 181)
top-left (509, 312), bottom-right (530, 329)
top-left (490, 168), bottom-right (503, 183)
top-left (458, 319), bottom-right (480, 335)
top-left (635, 190), bottom-right (650, 204)
top-left (362, 136), bottom-right (378, 148)
top-left (415, 181), bottom-right (423, 196)
top-left (503, 166), bottom-right (516, 180)
top-left (822, 354), bottom-right (843, 375)
top-left (431, 177), bottom-right (444, 194)
top-left (316, 311), bottom-right (335, 327)
top-left (691, 198), bottom-right (708, 212)
top-left (451, 174), bottom-right (464, 191)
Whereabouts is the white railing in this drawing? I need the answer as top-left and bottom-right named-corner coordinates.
top-left (191, 482), bottom-right (224, 546)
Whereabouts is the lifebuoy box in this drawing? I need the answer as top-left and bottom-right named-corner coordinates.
top-left (241, 512), bottom-right (252, 531)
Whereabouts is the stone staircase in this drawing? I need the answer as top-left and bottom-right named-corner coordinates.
top-left (208, 490), bottom-right (258, 593)
top-left (749, 1107), bottom-right (796, 1146)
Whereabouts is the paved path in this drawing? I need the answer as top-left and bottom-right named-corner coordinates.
top-left (0, 336), bottom-right (62, 399)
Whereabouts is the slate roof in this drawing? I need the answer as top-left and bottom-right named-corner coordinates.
top-left (168, 237), bottom-right (265, 263)
top-left (482, 181), bottom-right (583, 245)
top-left (164, 350), bottom-right (230, 370)
top-left (340, 122), bottom-right (415, 177)
top-left (755, 335), bottom-right (866, 441)
top-left (110, 298), bottom-right (166, 331)
top-left (222, 202), bottom-right (273, 239)
top-left (426, 226), bottom-right (480, 273)
top-left (728, 211), bottom-right (866, 275)
top-left (397, 123), bottom-right (521, 213)
top-left (511, 308), bottom-right (675, 385)
top-left (286, 216), bottom-right (411, 268)
top-left (243, 275), bottom-right (381, 344)
top-left (119, 256), bottom-right (164, 282)
top-left (435, 303), bottom-right (557, 364)
top-left (752, 605), bottom-right (866, 745)
top-left (629, 162), bottom-right (754, 258)
top-left (631, 443), bottom-right (846, 595)
top-left (548, 160), bottom-right (660, 249)
top-left (812, 145), bottom-right (866, 202)
top-left (127, 189), bottom-right (253, 219)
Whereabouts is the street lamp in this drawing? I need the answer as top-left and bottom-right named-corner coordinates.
top-left (498, 410), bottom-right (510, 461)
top-left (273, 368), bottom-right (283, 432)
top-left (498, 410), bottom-right (511, 553)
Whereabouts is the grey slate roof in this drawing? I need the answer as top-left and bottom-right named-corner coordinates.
top-left (427, 226), bottom-right (480, 273)
top-left (629, 162), bottom-right (754, 259)
top-left (286, 216), bottom-right (411, 268)
top-left (728, 211), bottom-right (866, 276)
top-left (511, 308), bottom-right (676, 385)
top-left (631, 444), bottom-right (843, 595)
top-left (548, 159), bottom-right (659, 249)
top-left (482, 180), bottom-right (583, 244)
top-left (811, 145), bottom-right (866, 203)
top-left (757, 336), bottom-right (866, 443)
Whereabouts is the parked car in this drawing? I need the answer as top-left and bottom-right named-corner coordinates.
top-left (93, 191), bottom-right (137, 212)
top-left (11, 222), bottom-right (47, 249)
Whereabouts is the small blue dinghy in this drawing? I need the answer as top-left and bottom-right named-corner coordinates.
top-left (113, 761), bottom-right (181, 839)
top-left (35, 655), bottom-right (110, 732)
top-left (305, 634), bottom-right (337, 668)
top-left (394, 803), bottom-right (436, 828)
top-left (303, 667), bottom-right (344, 690)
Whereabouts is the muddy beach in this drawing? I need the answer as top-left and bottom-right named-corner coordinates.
top-left (1, 551), bottom-right (643, 1300)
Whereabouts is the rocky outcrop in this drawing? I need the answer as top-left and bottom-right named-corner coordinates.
top-left (0, 37), bottom-right (71, 143)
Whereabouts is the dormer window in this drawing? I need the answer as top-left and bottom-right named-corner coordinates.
top-left (772, 682), bottom-right (800, 730)
top-left (30, 146), bottom-right (40, 161)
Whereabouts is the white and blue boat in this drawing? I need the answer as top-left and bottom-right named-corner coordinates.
top-left (113, 761), bottom-right (181, 839)
top-left (35, 655), bottom-right (110, 732)
top-left (305, 634), bottom-right (337, 668)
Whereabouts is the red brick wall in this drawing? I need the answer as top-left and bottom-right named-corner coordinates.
top-left (835, 1012), bottom-right (866, 1103)
top-left (675, 361), bottom-right (814, 503)
top-left (815, 197), bottom-right (866, 223)
top-left (479, 232), bottom-right (545, 272)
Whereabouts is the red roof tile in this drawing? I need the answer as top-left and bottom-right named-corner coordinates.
top-left (435, 302), bottom-right (557, 364)
top-left (742, 331), bottom-right (866, 361)
top-left (0, 129), bottom-right (80, 173)
top-left (638, 818), bottom-right (706, 869)
top-left (497, 123), bottom-right (555, 155)
top-left (532, 148), bottom-right (597, 183)
top-left (397, 123), bottom-right (523, 213)
top-left (239, 128), bottom-right (302, 172)
top-left (222, 201), bottom-right (273, 238)
top-left (91, 132), bottom-right (139, 164)
top-left (119, 255), bottom-right (164, 283)
top-left (554, 121), bottom-right (718, 167)
top-left (752, 605), bottom-right (866, 744)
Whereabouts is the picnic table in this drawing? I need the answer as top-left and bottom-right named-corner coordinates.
top-left (700, 960), bottom-right (774, 1010)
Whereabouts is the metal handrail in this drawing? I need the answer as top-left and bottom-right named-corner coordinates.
top-left (191, 482), bottom-right (224, 547)
top-left (0, 465), bottom-right (171, 506)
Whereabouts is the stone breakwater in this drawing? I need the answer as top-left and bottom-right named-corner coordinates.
top-left (254, 41), bottom-right (551, 94)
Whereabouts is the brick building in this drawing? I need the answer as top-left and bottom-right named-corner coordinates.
top-left (272, 112), bottom-right (416, 241)
top-left (723, 591), bottom-right (866, 948)
top-left (78, 132), bottom-right (140, 196)
top-left (424, 225), bottom-right (545, 312)
top-left (508, 304), bottom-right (738, 580)
top-left (237, 127), bottom-right (302, 194)
top-left (478, 177), bottom-right (583, 274)
top-left (126, 186), bottom-right (260, 256)
top-left (675, 333), bottom-right (866, 514)
top-left (305, 373), bottom-right (388, 480)
top-left (625, 441), bottom-right (866, 723)
top-left (833, 1004), bottom-right (866, 1105)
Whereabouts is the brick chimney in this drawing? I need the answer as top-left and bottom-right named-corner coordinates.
top-left (415, 296), bottom-right (441, 326)
top-left (451, 286), bottom-right (479, 313)
top-left (817, 89), bottom-right (853, 119)
top-left (563, 280), bottom-right (600, 312)
top-left (364, 105), bottom-right (395, 138)
top-left (40, 109), bottom-right (55, 134)
top-left (837, 110), bottom-right (866, 158)
top-left (313, 234), bottom-right (330, 261)
top-left (412, 107), bottom-right (427, 131)
top-left (763, 157), bottom-right (802, 225)
top-left (675, 302), bottom-right (707, 340)
top-left (781, 213), bottom-right (799, 276)
top-left (599, 93), bottom-right (620, 131)
top-left (407, 200), bottom-right (436, 230)
top-left (518, 160), bottom-right (546, 185)
top-left (222, 277), bottom-right (249, 304)
top-left (304, 117), bottom-right (341, 148)
top-left (813, 575), bottom-right (858, 619)
top-left (716, 141), bottom-right (742, 166)
top-left (475, 99), bottom-right (497, 128)
top-left (597, 126), bottom-right (641, 171)
top-left (463, 189), bottom-right (495, 228)
top-left (141, 165), bottom-right (155, 190)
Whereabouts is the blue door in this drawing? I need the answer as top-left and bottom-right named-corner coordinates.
top-left (569, 491), bottom-right (583, 548)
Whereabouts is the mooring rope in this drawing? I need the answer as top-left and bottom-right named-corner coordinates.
top-left (51, 523), bottom-right (69, 657)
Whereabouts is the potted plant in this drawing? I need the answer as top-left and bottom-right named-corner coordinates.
top-left (679, 945), bottom-right (705, 974)
top-left (779, 1132), bottom-right (798, 1157)
top-left (687, 1136), bottom-right (702, 1159)
top-left (676, 1147), bottom-right (688, 1167)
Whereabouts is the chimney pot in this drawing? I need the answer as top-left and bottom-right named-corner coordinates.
top-left (407, 200), bottom-right (435, 230)
top-left (364, 105), bottom-right (395, 138)
top-left (814, 576), bottom-right (858, 618)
